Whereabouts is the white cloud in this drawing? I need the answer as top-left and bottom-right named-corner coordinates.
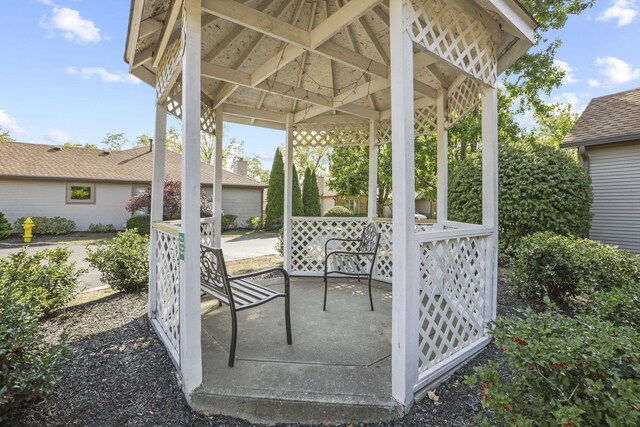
top-left (595, 56), bottom-right (640, 83)
top-left (551, 92), bottom-right (589, 114)
top-left (42, 6), bottom-right (101, 44)
top-left (554, 60), bottom-right (577, 84)
top-left (587, 79), bottom-right (600, 87)
top-left (255, 150), bottom-right (274, 161)
top-left (66, 66), bottom-right (140, 84)
top-left (597, 0), bottom-right (638, 26)
top-left (44, 129), bottom-right (72, 144)
top-left (0, 109), bottom-right (25, 135)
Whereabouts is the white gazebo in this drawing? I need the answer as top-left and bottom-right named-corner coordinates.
top-left (125, 0), bottom-right (535, 422)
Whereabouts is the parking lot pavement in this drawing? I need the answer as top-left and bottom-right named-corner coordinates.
top-left (221, 235), bottom-right (278, 261)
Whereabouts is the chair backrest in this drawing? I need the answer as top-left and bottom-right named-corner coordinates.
top-left (358, 222), bottom-right (380, 254)
top-left (200, 245), bottom-right (234, 303)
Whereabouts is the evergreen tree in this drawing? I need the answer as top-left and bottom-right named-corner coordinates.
top-left (302, 167), bottom-right (321, 216)
top-left (265, 148), bottom-right (284, 229)
top-left (292, 165), bottom-right (303, 217)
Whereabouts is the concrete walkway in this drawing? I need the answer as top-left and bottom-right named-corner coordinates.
top-left (221, 235), bottom-right (278, 261)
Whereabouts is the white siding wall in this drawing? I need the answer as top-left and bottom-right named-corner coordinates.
top-left (0, 179), bottom-right (133, 231)
top-left (587, 143), bottom-right (640, 253)
top-left (202, 186), bottom-right (262, 228)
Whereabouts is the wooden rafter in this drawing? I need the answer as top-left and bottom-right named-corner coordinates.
top-left (152, 0), bottom-right (182, 68)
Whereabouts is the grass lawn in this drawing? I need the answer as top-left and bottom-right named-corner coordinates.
top-left (2, 232), bottom-right (117, 246)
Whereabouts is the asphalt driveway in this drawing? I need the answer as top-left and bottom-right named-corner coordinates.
top-left (0, 234), bottom-right (278, 291)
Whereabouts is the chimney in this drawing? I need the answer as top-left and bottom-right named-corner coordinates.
top-left (232, 158), bottom-right (248, 176)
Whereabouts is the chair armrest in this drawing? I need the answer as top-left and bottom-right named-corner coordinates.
top-left (324, 238), bottom-right (361, 256)
top-left (228, 267), bottom-right (290, 293)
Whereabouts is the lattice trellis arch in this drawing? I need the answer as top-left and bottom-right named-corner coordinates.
top-left (378, 103), bottom-right (438, 144)
top-left (448, 78), bottom-right (481, 126)
top-left (166, 84), bottom-right (217, 136)
top-left (404, 0), bottom-right (497, 87)
top-left (156, 37), bottom-right (183, 102)
top-left (292, 120), bottom-right (370, 147)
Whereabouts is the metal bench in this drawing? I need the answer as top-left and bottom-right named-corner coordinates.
top-left (323, 222), bottom-right (381, 311)
top-left (200, 245), bottom-right (292, 367)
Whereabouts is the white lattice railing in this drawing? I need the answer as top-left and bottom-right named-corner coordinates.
top-left (150, 217), bottom-right (217, 367)
top-left (414, 226), bottom-right (494, 389)
top-left (289, 217), bottom-right (435, 282)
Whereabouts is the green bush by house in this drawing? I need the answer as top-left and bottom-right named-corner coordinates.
top-left (0, 247), bottom-right (83, 317)
top-left (323, 206), bottom-right (353, 217)
top-left (465, 303), bottom-right (640, 427)
top-left (248, 216), bottom-right (263, 231)
top-left (88, 223), bottom-right (116, 233)
top-left (511, 232), bottom-right (640, 303)
top-left (126, 215), bottom-right (150, 235)
top-left (449, 144), bottom-right (592, 257)
top-left (0, 283), bottom-right (72, 421)
top-left (86, 229), bottom-right (149, 293)
top-left (221, 214), bottom-right (238, 232)
top-left (0, 212), bottom-right (11, 239)
top-left (581, 281), bottom-right (640, 331)
top-left (12, 216), bottom-right (76, 236)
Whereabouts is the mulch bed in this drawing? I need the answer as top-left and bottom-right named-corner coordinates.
top-left (16, 275), bottom-right (532, 427)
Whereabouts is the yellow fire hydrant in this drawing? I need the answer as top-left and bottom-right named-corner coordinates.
top-left (22, 217), bottom-right (34, 243)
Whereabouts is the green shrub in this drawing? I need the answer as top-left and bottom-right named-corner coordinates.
top-left (221, 214), bottom-right (238, 232)
top-left (323, 206), bottom-right (353, 217)
top-left (0, 283), bottom-right (72, 421)
top-left (581, 281), bottom-right (640, 331)
top-left (0, 212), bottom-right (11, 239)
top-left (465, 304), bottom-right (640, 427)
top-left (0, 248), bottom-right (83, 317)
top-left (449, 144), bottom-right (592, 257)
top-left (248, 217), bottom-right (263, 231)
top-left (126, 215), bottom-right (150, 235)
top-left (302, 167), bottom-right (321, 216)
top-left (88, 223), bottom-right (116, 233)
top-left (265, 148), bottom-right (284, 229)
top-left (85, 229), bottom-right (149, 292)
top-left (13, 216), bottom-right (76, 235)
top-left (511, 232), bottom-right (640, 303)
top-left (276, 227), bottom-right (284, 257)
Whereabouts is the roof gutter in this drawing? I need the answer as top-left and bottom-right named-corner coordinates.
top-left (560, 132), bottom-right (640, 149)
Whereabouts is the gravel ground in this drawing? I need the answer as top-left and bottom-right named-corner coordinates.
top-left (15, 274), bottom-right (531, 427)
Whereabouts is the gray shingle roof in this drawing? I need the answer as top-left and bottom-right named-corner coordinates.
top-left (0, 142), bottom-right (267, 188)
top-left (562, 87), bottom-right (640, 148)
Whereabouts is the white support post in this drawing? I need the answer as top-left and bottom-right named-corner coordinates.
top-left (389, 0), bottom-right (419, 411)
top-left (481, 85), bottom-right (498, 322)
top-left (283, 114), bottom-right (293, 272)
top-left (178, 0), bottom-right (202, 395)
top-left (213, 108), bottom-right (223, 248)
top-left (149, 102), bottom-right (167, 319)
top-left (436, 88), bottom-right (448, 223)
top-left (368, 120), bottom-right (379, 219)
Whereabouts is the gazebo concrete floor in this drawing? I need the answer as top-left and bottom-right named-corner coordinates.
top-left (190, 276), bottom-right (402, 425)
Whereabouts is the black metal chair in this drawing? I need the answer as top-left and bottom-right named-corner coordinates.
top-left (200, 245), bottom-right (292, 367)
top-left (323, 222), bottom-right (381, 311)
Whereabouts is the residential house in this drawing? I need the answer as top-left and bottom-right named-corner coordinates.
top-left (0, 142), bottom-right (267, 231)
top-left (561, 87), bottom-right (640, 253)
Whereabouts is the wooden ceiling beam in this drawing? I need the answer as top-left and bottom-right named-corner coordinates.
top-left (152, 0), bottom-right (182, 68)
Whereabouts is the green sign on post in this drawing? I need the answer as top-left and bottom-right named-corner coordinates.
top-left (178, 232), bottom-right (185, 260)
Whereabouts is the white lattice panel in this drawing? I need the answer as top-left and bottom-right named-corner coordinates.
top-left (154, 228), bottom-right (181, 361)
top-left (292, 121), bottom-right (369, 147)
top-left (448, 78), bottom-right (481, 125)
top-left (404, 0), bottom-right (497, 86)
top-left (372, 220), bottom-right (393, 280)
top-left (290, 217), bottom-right (368, 274)
top-left (166, 83), bottom-right (217, 136)
top-left (417, 234), bottom-right (488, 373)
top-left (377, 105), bottom-right (438, 145)
top-left (200, 219), bottom-right (215, 247)
top-left (156, 37), bottom-right (183, 101)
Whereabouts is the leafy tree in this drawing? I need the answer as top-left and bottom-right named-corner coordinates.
top-left (101, 132), bottom-right (129, 150)
top-left (265, 148), bottom-right (284, 229)
top-left (135, 134), bottom-right (152, 147)
top-left (504, 0), bottom-right (595, 118)
top-left (292, 146), bottom-right (330, 175)
top-left (62, 142), bottom-right (98, 149)
top-left (0, 127), bottom-right (16, 142)
top-left (292, 165), bottom-right (303, 216)
top-left (532, 103), bottom-right (579, 147)
top-left (302, 167), bottom-right (321, 217)
top-left (448, 143), bottom-right (592, 257)
top-left (246, 157), bottom-right (270, 183)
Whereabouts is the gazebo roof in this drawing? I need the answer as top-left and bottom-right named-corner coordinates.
top-left (124, 0), bottom-right (535, 134)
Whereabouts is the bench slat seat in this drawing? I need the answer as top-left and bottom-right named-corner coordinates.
top-left (201, 278), bottom-right (283, 310)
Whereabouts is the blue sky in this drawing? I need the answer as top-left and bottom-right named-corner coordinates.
top-left (1, 0), bottom-right (639, 169)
